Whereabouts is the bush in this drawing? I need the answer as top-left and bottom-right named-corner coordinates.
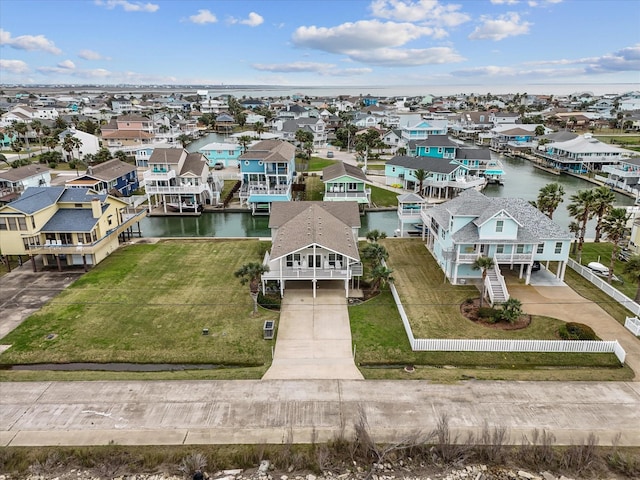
top-left (559, 322), bottom-right (598, 340)
top-left (258, 293), bottom-right (281, 311)
top-left (478, 306), bottom-right (500, 322)
top-left (48, 162), bottom-right (57, 169)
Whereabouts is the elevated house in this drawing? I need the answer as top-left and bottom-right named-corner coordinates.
top-left (213, 113), bottom-right (236, 134)
top-left (490, 127), bottom-right (536, 153)
top-left (321, 162), bottom-right (371, 207)
top-left (395, 192), bottom-right (429, 237)
top-left (261, 201), bottom-right (363, 298)
top-left (601, 157), bottom-right (640, 194)
top-left (421, 189), bottom-right (572, 305)
top-left (399, 119), bottom-right (448, 147)
top-left (385, 155), bottom-right (485, 200)
top-left (534, 133), bottom-right (636, 174)
top-left (276, 117), bottom-right (327, 147)
top-left (199, 142), bottom-right (243, 168)
top-left (100, 114), bottom-right (155, 151)
top-left (143, 148), bottom-right (220, 213)
top-left (0, 186), bottom-right (144, 271)
top-left (238, 139), bottom-right (296, 214)
top-left (65, 159), bottom-right (139, 196)
top-left (0, 164), bottom-right (52, 204)
top-left (448, 111), bottom-right (494, 140)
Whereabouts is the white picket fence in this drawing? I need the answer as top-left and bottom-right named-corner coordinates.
top-left (387, 275), bottom-right (627, 364)
top-left (568, 258), bottom-right (640, 316)
top-left (625, 316), bottom-right (640, 336)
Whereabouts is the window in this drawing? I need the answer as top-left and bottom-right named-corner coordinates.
top-left (537, 243), bottom-right (544, 254)
top-left (555, 242), bottom-right (563, 254)
top-left (75, 203), bottom-right (83, 208)
top-left (0, 218), bottom-right (7, 230)
top-left (17, 217), bottom-right (27, 231)
top-left (438, 147), bottom-right (443, 153)
top-left (83, 233), bottom-right (92, 244)
top-left (286, 253), bottom-right (301, 267)
top-left (347, 183), bottom-right (358, 191)
top-left (496, 244), bottom-right (505, 254)
top-left (496, 220), bottom-right (504, 233)
top-left (328, 253), bottom-right (343, 267)
top-left (516, 244), bottom-right (524, 254)
top-left (108, 215), bottom-right (113, 226)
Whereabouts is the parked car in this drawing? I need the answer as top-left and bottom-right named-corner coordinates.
top-left (326, 151), bottom-right (334, 158)
top-left (213, 162), bottom-right (224, 170)
top-left (531, 261), bottom-right (541, 271)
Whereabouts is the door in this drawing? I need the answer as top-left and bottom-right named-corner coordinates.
top-left (307, 254), bottom-right (321, 268)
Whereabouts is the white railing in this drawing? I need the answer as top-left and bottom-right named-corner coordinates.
top-left (397, 205), bottom-right (426, 217)
top-left (485, 261), bottom-right (509, 306)
top-left (494, 252), bottom-right (535, 263)
top-left (144, 184), bottom-right (209, 195)
top-left (324, 191), bottom-right (369, 200)
top-left (262, 267), bottom-right (350, 280)
top-left (386, 264), bottom-right (626, 364)
top-left (624, 316), bottom-right (640, 336)
top-left (568, 258), bottom-right (640, 316)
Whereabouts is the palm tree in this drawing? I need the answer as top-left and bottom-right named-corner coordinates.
top-left (623, 256), bottom-right (640, 302)
top-left (567, 189), bottom-right (596, 263)
top-left (568, 221), bottom-right (580, 255)
top-left (0, 153), bottom-right (9, 167)
top-left (237, 135), bottom-right (252, 154)
top-left (601, 207), bottom-right (630, 284)
top-left (234, 262), bottom-right (270, 315)
top-left (44, 136), bottom-right (59, 153)
top-left (591, 186), bottom-right (616, 242)
top-left (535, 182), bottom-right (565, 219)
top-left (176, 134), bottom-right (191, 148)
top-left (62, 134), bottom-right (76, 162)
top-left (30, 119), bottom-right (43, 152)
top-left (362, 243), bottom-right (389, 265)
top-left (13, 122), bottom-right (29, 152)
top-left (472, 256), bottom-right (495, 308)
top-left (365, 229), bottom-right (387, 243)
top-left (369, 264), bottom-right (394, 294)
top-left (534, 125), bottom-right (545, 136)
top-left (499, 297), bottom-right (523, 323)
top-left (413, 169), bottom-right (428, 197)
top-left (253, 121), bottom-right (266, 139)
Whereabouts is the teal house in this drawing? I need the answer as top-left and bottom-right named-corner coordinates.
top-left (322, 162), bottom-right (371, 207)
top-left (199, 142), bottom-right (243, 168)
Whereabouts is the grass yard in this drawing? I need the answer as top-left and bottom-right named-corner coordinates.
top-left (297, 156), bottom-right (337, 172)
top-left (303, 175), bottom-right (324, 201)
top-left (370, 185), bottom-right (398, 207)
top-left (0, 240), bottom-right (277, 368)
top-left (348, 238), bottom-right (631, 381)
top-left (220, 179), bottom-right (239, 202)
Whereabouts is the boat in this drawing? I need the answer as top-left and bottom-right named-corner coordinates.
top-left (166, 202), bottom-right (202, 212)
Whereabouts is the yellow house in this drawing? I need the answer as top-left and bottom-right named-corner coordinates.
top-left (0, 187), bottom-right (144, 271)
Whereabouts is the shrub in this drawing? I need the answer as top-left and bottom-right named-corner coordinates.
top-left (559, 322), bottom-right (597, 340)
top-left (258, 293), bottom-right (281, 311)
top-left (478, 306), bottom-right (499, 322)
top-left (48, 162), bottom-right (57, 169)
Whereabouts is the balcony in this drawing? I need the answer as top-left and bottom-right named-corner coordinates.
top-left (143, 169), bottom-right (176, 182)
top-left (398, 204), bottom-right (428, 219)
top-left (602, 164), bottom-right (640, 178)
top-left (145, 183), bottom-right (209, 195)
top-left (324, 188), bottom-right (371, 204)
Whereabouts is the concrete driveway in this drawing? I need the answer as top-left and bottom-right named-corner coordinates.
top-left (262, 282), bottom-right (363, 380)
top-left (0, 265), bottom-right (83, 345)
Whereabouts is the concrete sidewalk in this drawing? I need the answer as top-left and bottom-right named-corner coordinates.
top-left (2, 380), bottom-right (639, 447)
top-left (262, 284), bottom-right (363, 380)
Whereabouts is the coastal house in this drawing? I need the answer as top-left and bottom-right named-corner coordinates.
top-left (65, 159), bottom-right (139, 196)
top-left (238, 139), bottom-right (296, 214)
top-left (322, 162), bottom-right (371, 206)
top-left (261, 201), bottom-right (363, 298)
top-left (57, 128), bottom-right (101, 160)
top-left (601, 157), bottom-right (640, 193)
top-left (143, 148), bottom-right (220, 213)
top-left (448, 111), bottom-right (494, 140)
top-left (213, 113), bottom-right (236, 134)
top-left (535, 133), bottom-right (636, 174)
top-left (490, 127), bottom-right (536, 152)
top-left (400, 119), bottom-right (448, 145)
top-left (412, 135), bottom-right (459, 158)
top-left (100, 114), bottom-right (155, 151)
top-left (0, 186), bottom-right (144, 271)
top-left (395, 192), bottom-right (429, 237)
top-left (0, 164), bottom-right (52, 204)
top-left (199, 142), bottom-right (243, 168)
top-left (382, 129), bottom-right (402, 151)
top-left (276, 117), bottom-right (327, 147)
top-left (385, 155), bottom-right (485, 199)
top-left (421, 189), bottom-right (572, 305)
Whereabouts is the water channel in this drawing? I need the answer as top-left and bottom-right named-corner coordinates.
top-left (140, 132), bottom-right (635, 239)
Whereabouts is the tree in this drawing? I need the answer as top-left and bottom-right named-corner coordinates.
top-left (177, 134), bottom-right (191, 148)
top-left (623, 256), bottom-right (640, 303)
top-left (567, 189), bottom-right (596, 263)
top-left (237, 135), bottom-right (252, 154)
top-left (365, 229), bottom-right (387, 243)
top-left (534, 182), bottom-right (565, 219)
top-left (11, 139), bottom-right (23, 159)
top-left (472, 256), bottom-right (495, 308)
top-left (568, 221), bottom-right (580, 255)
top-left (234, 262), bottom-right (270, 315)
top-left (534, 125), bottom-right (545, 136)
top-left (13, 122), bottom-right (29, 152)
top-left (253, 121), bottom-right (266, 139)
top-left (44, 136), bottom-right (59, 152)
top-left (114, 150), bottom-right (128, 162)
top-left (30, 119), bottom-right (43, 151)
top-left (499, 297), bottom-right (523, 323)
top-left (369, 264), bottom-right (394, 294)
top-left (0, 153), bottom-right (9, 167)
top-left (601, 207), bottom-right (630, 284)
top-left (362, 243), bottom-right (389, 264)
top-left (413, 169), bottom-right (428, 197)
top-left (294, 129), bottom-right (314, 150)
top-left (591, 186), bottom-right (616, 242)
top-left (62, 134), bottom-right (76, 162)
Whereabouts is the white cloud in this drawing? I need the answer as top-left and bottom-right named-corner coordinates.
top-left (94, 0), bottom-right (159, 13)
top-left (252, 62), bottom-right (336, 73)
top-left (0, 59), bottom-right (29, 74)
top-left (0, 29), bottom-right (61, 54)
top-left (451, 65), bottom-right (584, 78)
top-left (227, 12), bottom-right (264, 27)
top-left (293, 20), bottom-right (437, 53)
top-left (523, 44), bottom-right (640, 73)
top-left (468, 12), bottom-right (531, 41)
top-left (490, 0), bottom-right (519, 4)
top-left (369, 0), bottom-right (470, 27)
top-left (78, 49), bottom-right (106, 60)
top-left (58, 59), bottom-right (76, 69)
top-left (189, 9), bottom-right (217, 25)
top-left (348, 47), bottom-right (465, 66)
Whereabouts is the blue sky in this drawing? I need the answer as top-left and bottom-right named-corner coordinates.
top-left (0, 0), bottom-right (639, 88)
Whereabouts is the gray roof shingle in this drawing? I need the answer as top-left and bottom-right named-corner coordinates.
top-left (1, 186), bottom-right (64, 214)
top-left (40, 208), bottom-right (101, 233)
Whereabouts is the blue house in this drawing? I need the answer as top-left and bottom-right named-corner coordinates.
top-left (422, 189), bottom-right (572, 304)
top-left (238, 139), bottom-right (297, 214)
top-left (400, 119), bottom-right (448, 143)
top-left (65, 159), bottom-right (139, 196)
top-left (412, 135), bottom-right (459, 158)
top-left (199, 142), bottom-right (243, 168)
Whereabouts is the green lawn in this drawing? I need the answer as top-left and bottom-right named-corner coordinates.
top-left (0, 240), bottom-right (277, 367)
top-left (297, 156), bottom-right (338, 172)
top-left (348, 239), bottom-right (631, 380)
top-left (594, 135), bottom-right (640, 146)
top-left (370, 185), bottom-right (398, 207)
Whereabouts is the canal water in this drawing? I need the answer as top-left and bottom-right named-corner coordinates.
top-left (147, 131), bottom-right (634, 239)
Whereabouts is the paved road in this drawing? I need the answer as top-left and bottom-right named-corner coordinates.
top-left (2, 380), bottom-right (639, 447)
top-left (262, 283), bottom-right (363, 380)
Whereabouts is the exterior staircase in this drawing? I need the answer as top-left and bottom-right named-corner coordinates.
top-left (486, 265), bottom-right (509, 306)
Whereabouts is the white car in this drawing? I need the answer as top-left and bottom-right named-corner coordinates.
top-left (587, 262), bottom-right (623, 283)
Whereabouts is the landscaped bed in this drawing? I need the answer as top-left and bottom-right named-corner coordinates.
top-left (0, 240), bottom-right (277, 371)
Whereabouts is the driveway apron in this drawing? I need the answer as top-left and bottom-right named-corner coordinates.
top-left (262, 284), bottom-right (363, 380)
